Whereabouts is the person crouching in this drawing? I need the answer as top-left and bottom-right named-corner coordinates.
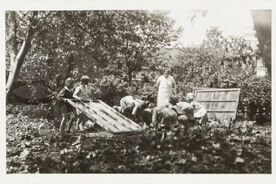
top-left (151, 97), bottom-right (178, 130)
top-left (172, 101), bottom-right (195, 131)
top-left (185, 93), bottom-right (208, 124)
top-left (119, 95), bottom-right (149, 122)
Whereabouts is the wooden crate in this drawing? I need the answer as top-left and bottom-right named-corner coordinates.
top-left (194, 88), bottom-right (240, 121)
top-left (64, 99), bottom-right (144, 134)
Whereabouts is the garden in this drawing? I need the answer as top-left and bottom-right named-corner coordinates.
top-left (6, 10), bottom-right (271, 173)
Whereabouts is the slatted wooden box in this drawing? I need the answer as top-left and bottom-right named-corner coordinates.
top-left (194, 88), bottom-right (241, 121)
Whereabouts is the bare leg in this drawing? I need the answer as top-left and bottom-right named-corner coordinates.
top-left (66, 115), bottom-right (74, 133)
top-left (59, 115), bottom-right (68, 140)
top-left (160, 117), bottom-right (166, 141)
top-left (77, 114), bottom-right (88, 131)
top-left (152, 107), bottom-right (158, 125)
top-left (75, 116), bottom-right (81, 130)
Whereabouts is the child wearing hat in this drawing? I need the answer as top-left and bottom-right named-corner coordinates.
top-left (185, 92), bottom-right (207, 124)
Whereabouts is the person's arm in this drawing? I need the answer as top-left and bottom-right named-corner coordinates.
top-left (154, 76), bottom-right (161, 91)
top-left (132, 105), bottom-right (139, 117)
top-left (120, 97), bottom-right (130, 113)
top-left (132, 99), bottom-right (142, 117)
top-left (121, 96), bottom-right (134, 115)
top-left (172, 77), bottom-right (177, 95)
top-left (73, 87), bottom-right (81, 100)
top-left (152, 107), bottom-right (158, 125)
top-left (57, 88), bottom-right (65, 101)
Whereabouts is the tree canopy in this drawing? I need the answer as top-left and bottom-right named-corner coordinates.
top-left (6, 10), bottom-right (181, 99)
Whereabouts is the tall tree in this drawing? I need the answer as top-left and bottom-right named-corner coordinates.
top-left (6, 11), bottom-right (38, 100)
top-left (6, 10), bottom-right (181, 102)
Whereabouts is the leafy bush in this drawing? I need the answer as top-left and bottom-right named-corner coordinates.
top-left (91, 75), bottom-right (129, 106)
top-left (201, 75), bottom-right (271, 123)
top-left (160, 27), bottom-right (271, 122)
top-left (237, 77), bottom-right (271, 124)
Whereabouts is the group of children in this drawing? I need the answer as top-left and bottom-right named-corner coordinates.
top-left (56, 74), bottom-right (207, 141)
top-left (113, 93), bottom-right (207, 130)
top-left (56, 75), bottom-right (91, 140)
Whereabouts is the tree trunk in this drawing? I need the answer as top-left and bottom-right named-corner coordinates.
top-left (6, 11), bottom-right (18, 82)
top-left (54, 52), bottom-right (75, 89)
top-left (65, 52), bottom-right (75, 79)
top-left (6, 12), bottom-right (37, 101)
top-left (127, 68), bottom-right (132, 83)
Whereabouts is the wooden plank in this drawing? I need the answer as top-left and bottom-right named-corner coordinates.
top-left (97, 100), bottom-right (143, 130)
top-left (98, 104), bottom-right (140, 131)
top-left (234, 88), bottom-right (241, 120)
top-left (90, 101), bottom-right (131, 132)
top-left (196, 100), bottom-right (237, 102)
top-left (96, 100), bottom-right (144, 133)
top-left (198, 102), bottom-right (237, 111)
top-left (69, 100), bottom-right (121, 133)
top-left (206, 110), bottom-right (236, 112)
top-left (84, 103), bottom-right (140, 134)
top-left (195, 88), bottom-right (241, 92)
top-left (85, 110), bottom-right (120, 133)
top-left (95, 102), bottom-right (136, 131)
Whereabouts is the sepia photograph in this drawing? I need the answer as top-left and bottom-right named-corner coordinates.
top-left (3, 1), bottom-right (272, 177)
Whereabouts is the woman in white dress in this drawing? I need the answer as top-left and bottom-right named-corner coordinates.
top-left (155, 69), bottom-right (177, 107)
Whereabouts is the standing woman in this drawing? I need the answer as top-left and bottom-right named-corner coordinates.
top-left (155, 69), bottom-right (177, 107)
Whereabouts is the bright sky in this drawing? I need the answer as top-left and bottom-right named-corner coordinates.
top-left (168, 9), bottom-right (256, 46)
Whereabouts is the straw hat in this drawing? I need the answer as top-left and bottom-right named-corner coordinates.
top-left (80, 75), bottom-right (90, 81)
top-left (191, 102), bottom-right (207, 118)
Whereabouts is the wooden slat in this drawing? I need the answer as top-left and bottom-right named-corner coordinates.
top-left (95, 102), bottom-right (136, 131)
top-left (84, 109), bottom-right (120, 133)
top-left (195, 88), bottom-right (241, 92)
top-left (206, 110), bottom-right (236, 112)
top-left (67, 100), bottom-right (120, 133)
top-left (83, 103), bottom-right (135, 133)
top-left (97, 103), bottom-right (139, 131)
top-left (65, 99), bottom-right (124, 133)
top-left (95, 100), bottom-right (144, 133)
top-left (234, 89), bottom-right (240, 120)
top-left (198, 101), bottom-right (237, 112)
top-left (97, 100), bottom-right (142, 130)
top-left (90, 101), bottom-right (130, 132)
top-left (196, 100), bottom-right (237, 102)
